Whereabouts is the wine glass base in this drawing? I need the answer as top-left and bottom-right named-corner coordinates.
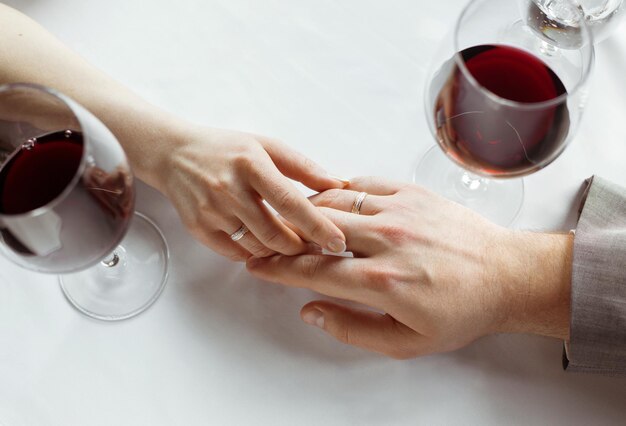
top-left (413, 146), bottom-right (524, 227)
top-left (59, 212), bottom-right (169, 321)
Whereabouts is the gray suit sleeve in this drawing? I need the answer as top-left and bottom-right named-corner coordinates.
top-left (564, 176), bottom-right (626, 374)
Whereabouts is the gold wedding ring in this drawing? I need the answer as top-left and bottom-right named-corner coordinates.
top-left (351, 192), bottom-right (368, 215)
top-left (230, 224), bottom-right (249, 242)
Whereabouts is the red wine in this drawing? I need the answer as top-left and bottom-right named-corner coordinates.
top-left (0, 130), bottom-right (83, 214)
top-left (433, 44), bottom-right (569, 175)
top-left (0, 128), bottom-right (134, 271)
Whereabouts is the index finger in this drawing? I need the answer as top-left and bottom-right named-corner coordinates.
top-left (246, 254), bottom-right (379, 308)
top-left (251, 166), bottom-right (347, 254)
top-left (256, 137), bottom-right (348, 192)
top-left (346, 176), bottom-right (407, 195)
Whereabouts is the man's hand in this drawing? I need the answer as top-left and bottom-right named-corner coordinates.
top-left (246, 177), bottom-right (573, 359)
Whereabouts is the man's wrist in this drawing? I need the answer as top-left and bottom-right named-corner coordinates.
top-left (496, 231), bottom-right (573, 340)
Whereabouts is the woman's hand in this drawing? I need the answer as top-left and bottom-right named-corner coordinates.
top-left (151, 125), bottom-right (348, 261)
top-left (0, 5), bottom-right (347, 262)
top-left (246, 177), bottom-right (573, 359)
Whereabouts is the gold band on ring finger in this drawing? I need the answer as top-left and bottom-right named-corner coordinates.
top-left (351, 192), bottom-right (368, 215)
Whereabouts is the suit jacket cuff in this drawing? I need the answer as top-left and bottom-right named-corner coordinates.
top-left (564, 176), bottom-right (626, 375)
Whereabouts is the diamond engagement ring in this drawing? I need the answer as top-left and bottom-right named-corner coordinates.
top-left (351, 192), bottom-right (368, 215)
top-left (230, 225), bottom-right (249, 242)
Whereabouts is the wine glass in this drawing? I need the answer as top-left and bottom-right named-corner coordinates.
top-left (413, 0), bottom-right (594, 225)
top-left (0, 83), bottom-right (169, 321)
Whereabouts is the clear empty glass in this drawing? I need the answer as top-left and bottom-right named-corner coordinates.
top-left (0, 83), bottom-right (168, 321)
top-left (524, 0), bottom-right (625, 43)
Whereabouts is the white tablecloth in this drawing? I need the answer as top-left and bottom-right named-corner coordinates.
top-left (1, 1), bottom-right (626, 425)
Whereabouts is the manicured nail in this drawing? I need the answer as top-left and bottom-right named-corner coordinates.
top-left (326, 238), bottom-right (346, 254)
top-left (328, 174), bottom-right (351, 187)
top-left (302, 309), bottom-right (324, 329)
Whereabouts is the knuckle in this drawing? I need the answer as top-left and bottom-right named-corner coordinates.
top-left (302, 156), bottom-right (318, 171)
top-left (182, 214), bottom-right (210, 237)
top-left (196, 231), bottom-right (227, 254)
top-left (338, 324), bottom-right (353, 346)
top-left (232, 144), bottom-right (259, 173)
top-left (299, 255), bottom-right (323, 280)
top-left (315, 189), bottom-right (341, 207)
top-left (375, 223), bottom-right (408, 244)
top-left (306, 219), bottom-right (325, 240)
top-left (264, 137), bottom-right (283, 149)
top-left (365, 268), bottom-right (400, 293)
top-left (205, 175), bottom-right (233, 196)
top-left (256, 249), bottom-right (275, 258)
top-left (246, 240), bottom-right (276, 258)
top-left (244, 238), bottom-right (270, 257)
top-left (385, 200), bottom-right (407, 213)
top-left (259, 228), bottom-right (292, 252)
top-left (182, 215), bottom-right (201, 232)
top-left (365, 268), bottom-right (391, 291)
top-left (275, 190), bottom-right (300, 216)
top-left (234, 155), bottom-right (255, 173)
top-left (408, 183), bottom-right (428, 195)
top-left (334, 313), bottom-right (355, 346)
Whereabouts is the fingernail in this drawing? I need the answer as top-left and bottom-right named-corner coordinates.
top-left (326, 238), bottom-right (346, 254)
top-left (303, 309), bottom-right (325, 329)
top-left (328, 174), bottom-right (351, 187)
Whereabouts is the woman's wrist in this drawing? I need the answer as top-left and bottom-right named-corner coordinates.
top-left (495, 231), bottom-right (573, 340)
top-left (123, 111), bottom-right (188, 193)
top-left (87, 89), bottom-right (189, 193)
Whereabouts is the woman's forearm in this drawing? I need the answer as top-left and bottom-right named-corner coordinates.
top-left (0, 4), bottom-right (349, 259)
top-left (0, 4), bottom-right (180, 190)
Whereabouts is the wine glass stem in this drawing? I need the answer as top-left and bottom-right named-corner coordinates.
top-left (460, 171), bottom-right (487, 191)
top-left (539, 40), bottom-right (558, 56)
top-left (101, 251), bottom-right (120, 268)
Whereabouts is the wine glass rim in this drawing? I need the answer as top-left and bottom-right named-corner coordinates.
top-left (452, 0), bottom-right (595, 111)
top-left (0, 82), bottom-right (88, 219)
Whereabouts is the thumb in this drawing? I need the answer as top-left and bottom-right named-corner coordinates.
top-left (259, 137), bottom-right (349, 191)
top-left (300, 301), bottom-right (427, 360)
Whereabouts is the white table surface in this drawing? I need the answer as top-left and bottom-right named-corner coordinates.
top-left (2, 1), bottom-right (626, 425)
